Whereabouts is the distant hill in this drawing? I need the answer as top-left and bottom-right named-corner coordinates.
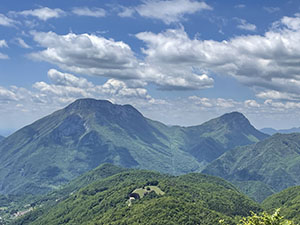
top-left (260, 127), bottom-right (300, 135)
top-left (12, 164), bottom-right (262, 225)
top-left (0, 135), bottom-right (4, 142)
top-left (262, 186), bottom-right (300, 224)
top-left (0, 98), bottom-right (267, 195)
top-left (203, 133), bottom-right (300, 202)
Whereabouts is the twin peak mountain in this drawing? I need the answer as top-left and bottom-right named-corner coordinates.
top-left (0, 98), bottom-right (268, 195)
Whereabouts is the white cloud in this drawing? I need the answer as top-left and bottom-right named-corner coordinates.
top-left (244, 100), bottom-right (260, 108)
top-left (30, 31), bottom-right (214, 90)
top-left (14, 38), bottom-right (31, 49)
top-left (281, 16), bottom-right (300, 30)
top-left (30, 31), bottom-right (140, 79)
top-left (72, 7), bottom-right (106, 17)
top-left (236, 18), bottom-right (256, 31)
top-left (40, 69), bottom-right (152, 101)
top-left (0, 87), bottom-right (18, 101)
top-left (135, 15), bottom-right (300, 98)
top-left (27, 14), bottom-right (300, 94)
top-left (47, 69), bottom-right (94, 88)
top-left (189, 96), bottom-right (238, 108)
top-left (256, 90), bottom-right (300, 101)
top-left (135, 0), bottom-right (212, 24)
top-left (0, 40), bottom-right (8, 59)
top-left (0, 40), bottom-right (8, 48)
top-left (18, 7), bottom-right (65, 21)
top-left (0, 14), bottom-right (16, 27)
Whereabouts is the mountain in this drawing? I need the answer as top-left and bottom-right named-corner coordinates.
top-left (262, 186), bottom-right (300, 224)
top-left (12, 164), bottom-right (262, 225)
top-left (203, 133), bottom-right (300, 202)
top-left (260, 127), bottom-right (300, 135)
top-left (260, 128), bottom-right (278, 135)
top-left (0, 98), bottom-right (267, 195)
top-left (0, 135), bottom-right (4, 142)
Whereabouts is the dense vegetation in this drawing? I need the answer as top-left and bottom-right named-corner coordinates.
top-left (203, 133), bottom-right (300, 202)
top-left (221, 209), bottom-right (295, 225)
top-left (0, 164), bottom-right (126, 224)
top-left (262, 186), bottom-right (300, 224)
top-left (0, 98), bottom-right (268, 195)
top-left (12, 164), bottom-right (262, 225)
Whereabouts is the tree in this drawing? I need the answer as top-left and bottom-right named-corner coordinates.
top-left (220, 209), bottom-right (295, 225)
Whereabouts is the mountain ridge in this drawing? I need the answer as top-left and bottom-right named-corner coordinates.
top-left (0, 98), bottom-right (268, 195)
top-left (203, 133), bottom-right (300, 202)
top-left (261, 127), bottom-right (300, 135)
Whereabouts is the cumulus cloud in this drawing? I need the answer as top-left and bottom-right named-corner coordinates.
top-left (244, 100), bottom-right (260, 108)
top-left (0, 87), bottom-right (18, 101)
top-left (0, 14), bottom-right (17, 27)
top-left (47, 69), bottom-right (94, 88)
top-left (38, 69), bottom-right (151, 101)
top-left (135, 15), bottom-right (300, 98)
top-left (27, 15), bottom-right (300, 95)
top-left (30, 31), bottom-right (140, 79)
top-left (17, 7), bottom-right (65, 21)
top-left (135, 0), bottom-right (212, 24)
top-left (72, 7), bottom-right (106, 17)
top-left (236, 18), bottom-right (256, 31)
top-left (256, 90), bottom-right (300, 101)
top-left (30, 31), bottom-right (214, 90)
top-left (281, 16), bottom-right (300, 30)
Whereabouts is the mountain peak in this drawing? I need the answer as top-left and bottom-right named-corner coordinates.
top-left (220, 111), bottom-right (247, 121)
top-left (218, 111), bottom-right (254, 130)
top-left (66, 98), bottom-right (113, 111)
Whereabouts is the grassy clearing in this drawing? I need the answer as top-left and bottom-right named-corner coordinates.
top-left (132, 185), bottom-right (165, 199)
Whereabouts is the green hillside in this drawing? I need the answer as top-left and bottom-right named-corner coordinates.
top-left (203, 133), bottom-right (300, 202)
top-left (12, 165), bottom-right (262, 225)
top-left (0, 164), bottom-right (126, 224)
top-left (262, 186), bottom-right (300, 224)
top-left (0, 98), bottom-right (267, 195)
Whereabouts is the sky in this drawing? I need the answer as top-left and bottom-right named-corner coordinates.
top-left (1, 0), bottom-right (300, 136)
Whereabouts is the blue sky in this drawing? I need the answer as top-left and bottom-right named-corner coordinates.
top-left (1, 0), bottom-right (300, 135)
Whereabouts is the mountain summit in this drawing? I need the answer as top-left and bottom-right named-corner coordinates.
top-left (0, 98), bottom-right (267, 195)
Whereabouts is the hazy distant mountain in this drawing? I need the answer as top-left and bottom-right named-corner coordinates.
top-left (13, 164), bottom-right (261, 225)
top-left (260, 127), bottom-right (300, 135)
top-left (203, 133), bottom-right (300, 202)
top-left (0, 98), bottom-right (267, 195)
top-left (0, 135), bottom-right (4, 142)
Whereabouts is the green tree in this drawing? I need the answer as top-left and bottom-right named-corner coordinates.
top-left (220, 209), bottom-right (295, 225)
